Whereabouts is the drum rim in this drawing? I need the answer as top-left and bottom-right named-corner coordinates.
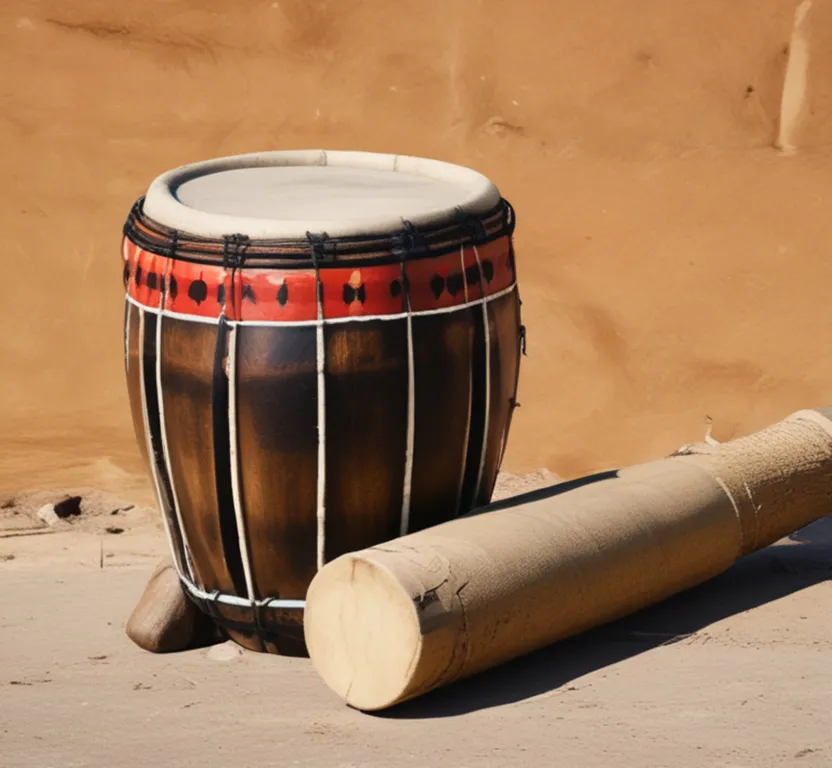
top-left (125, 184), bottom-right (514, 272)
top-left (142, 149), bottom-right (502, 239)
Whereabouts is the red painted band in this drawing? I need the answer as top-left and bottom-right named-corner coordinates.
top-left (123, 236), bottom-right (515, 322)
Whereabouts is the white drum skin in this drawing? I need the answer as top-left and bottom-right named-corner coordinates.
top-left (143, 149), bottom-right (502, 239)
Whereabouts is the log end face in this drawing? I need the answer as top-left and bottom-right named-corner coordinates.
top-left (305, 554), bottom-right (422, 712)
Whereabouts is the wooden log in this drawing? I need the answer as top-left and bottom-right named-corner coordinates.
top-left (304, 408), bottom-right (832, 711)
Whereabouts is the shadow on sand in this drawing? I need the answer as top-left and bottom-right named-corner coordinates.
top-left (377, 499), bottom-right (832, 719)
top-left (472, 470), bottom-right (620, 515)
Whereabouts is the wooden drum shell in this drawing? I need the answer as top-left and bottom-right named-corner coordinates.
top-left (122, 199), bottom-right (522, 656)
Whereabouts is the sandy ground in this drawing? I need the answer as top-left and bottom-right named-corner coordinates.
top-left (1, 503), bottom-right (830, 768)
top-left (1, 478), bottom-right (831, 767)
top-left (3, 0), bottom-right (832, 764)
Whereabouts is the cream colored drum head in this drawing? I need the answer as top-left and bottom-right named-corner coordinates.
top-left (142, 149), bottom-right (501, 239)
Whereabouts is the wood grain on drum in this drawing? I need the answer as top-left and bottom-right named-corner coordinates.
top-left (209, 315), bottom-right (249, 598)
top-left (125, 304), bottom-right (148, 470)
top-left (235, 325), bottom-right (320, 600)
top-left (457, 305), bottom-right (489, 513)
top-left (138, 310), bottom-right (191, 581)
top-left (408, 310), bottom-right (474, 531)
top-left (481, 290), bottom-right (523, 502)
top-left (158, 317), bottom-right (235, 594)
top-left (323, 320), bottom-right (409, 562)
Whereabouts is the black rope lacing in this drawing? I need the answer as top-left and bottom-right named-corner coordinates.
top-left (124, 196), bottom-right (516, 270)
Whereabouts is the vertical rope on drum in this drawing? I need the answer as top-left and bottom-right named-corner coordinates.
top-left (137, 307), bottom-right (187, 582)
top-left (472, 243), bottom-right (491, 503)
top-left (393, 222), bottom-right (424, 536)
top-left (308, 234), bottom-right (329, 570)
top-left (400, 259), bottom-right (415, 537)
top-left (226, 322), bottom-right (256, 604)
top-left (316, 331), bottom-right (327, 568)
top-left (210, 236), bottom-right (251, 603)
top-left (454, 244), bottom-right (471, 514)
top-left (154, 238), bottom-right (198, 585)
top-left (223, 235), bottom-right (257, 607)
top-left (452, 243), bottom-right (475, 517)
top-left (459, 244), bottom-right (470, 305)
top-left (123, 307), bottom-right (131, 375)
top-left (123, 238), bottom-right (131, 375)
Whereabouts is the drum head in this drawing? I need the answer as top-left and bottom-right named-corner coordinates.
top-left (142, 150), bottom-right (501, 239)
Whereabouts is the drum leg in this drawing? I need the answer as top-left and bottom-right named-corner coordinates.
top-left (126, 558), bottom-right (223, 653)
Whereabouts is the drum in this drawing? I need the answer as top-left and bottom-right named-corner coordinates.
top-left (121, 150), bottom-right (524, 656)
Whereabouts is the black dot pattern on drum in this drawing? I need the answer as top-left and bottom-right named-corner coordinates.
top-left (277, 282), bottom-right (289, 306)
top-left (430, 275), bottom-right (445, 300)
top-left (342, 283), bottom-right (366, 305)
top-left (188, 278), bottom-right (208, 306)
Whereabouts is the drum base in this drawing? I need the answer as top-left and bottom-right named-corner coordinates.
top-left (192, 596), bottom-right (310, 658)
top-left (226, 629), bottom-right (309, 658)
top-left (125, 559), bottom-right (309, 657)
